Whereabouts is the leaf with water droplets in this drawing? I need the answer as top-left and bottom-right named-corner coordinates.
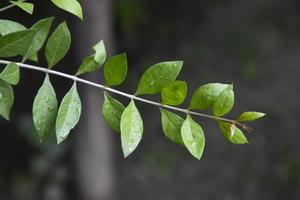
top-left (120, 100), bottom-right (143, 158)
top-left (102, 91), bottom-right (125, 133)
top-left (161, 80), bottom-right (187, 106)
top-left (0, 62), bottom-right (20, 85)
top-left (104, 53), bottom-right (127, 86)
top-left (56, 82), bottom-right (81, 144)
top-left (76, 40), bottom-right (106, 76)
top-left (237, 111), bottom-right (266, 122)
top-left (189, 83), bottom-right (229, 110)
top-left (0, 29), bottom-right (37, 58)
top-left (22, 17), bottom-right (54, 61)
top-left (160, 108), bottom-right (184, 145)
top-left (0, 19), bottom-right (26, 36)
top-left (32, 74), bottom-right (58, 140)
top-left (218, 121), bottom-right (248, 144)
top-left (212, 84), bottom-right (234, 117)
top-left (45, 21), bottom-right (71, 68)
top-left (181, 115), bottom-right (205, 160)
top-left (135, 61), bottom-right (183, 95)
top-left (9, 1), bottom-right (34, 14)
top-left (0, 80), bottom-right (14, 120)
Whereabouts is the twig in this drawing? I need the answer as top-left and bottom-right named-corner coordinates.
top-left (0, 59), bottom-right (249, 130)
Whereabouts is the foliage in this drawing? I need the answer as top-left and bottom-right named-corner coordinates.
top-left (0, 0), bottom-right (265, 160)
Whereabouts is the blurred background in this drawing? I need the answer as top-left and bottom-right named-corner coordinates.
top-left (0, 0), bottom-right (300, 199)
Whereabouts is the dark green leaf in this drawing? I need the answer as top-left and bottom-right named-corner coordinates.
top-left (160, 108), bottom-right (184, 145)
top-left (51, 0), bottom-right (83, 20)
top-left (218, 121), bottom-right (248, 144)
top-left (120, 100), bottom-right (143, 158)
top-left (9, 1), bottom-right (34, 14)
top-left (0, 62), bottom-right (20, 85)
top-left (32, 74), bottom-right (58, 140)
top-left (161, 80), bottom-right (187, 106)
top-left (102, 91), bottom-right (125, 133)
top-left (0, 19), bottom-right (26, 36)
top-left (135, 61), bottom-right (183, 95)
top-left (237, 112), bottom-right (266, 122)
top-left (56, 82), bottom-right (81, 144)
top-left (212, 84), bottom-right (234, 116)
top-left (76, 40), bottom-right (106, 76)
top-left (181, 115), bottom-right (205, 160)
top-left (0, 80), bottom-right (14, 120)
top-left (45, 21), bottom-right (71, 68)
top-left (189, 83), bottom-right (229, 110)
top-left (104, 53), bottom-right (127, 86)
top-left (22, 17), bottom-right (54, 61)
top-left (0, 29), bottom-right (37, 58)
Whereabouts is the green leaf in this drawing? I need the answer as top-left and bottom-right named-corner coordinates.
top-left (102, 92), bottom-right (125, 133)
top-left (181, 115), bottom-right (205, 160)
top-left (120, 100), bottom-right (143, 158)
top-left (56, 82), bottom-right (81, 144)
top-left (10, 1), bottom-right (34, 14)
top-left (160, 108), bottom-right (184, 145)
top-left (212, 84), bottom-right (234, 117)
top-left (93, 40), bottom-right (106, 64)
top-left (218, 121), bottom-right (249, 144)
top-left (76, 41), bottom-right (106, 76)
top-left (135, 61), bottom-right (183, 95)
top-left (32, 74), bottom-right (58, 140)
top-left (0, 19), bottom-right (26, 36)
top-left (0, 80), bottom-right (14, 120)
top-left (237, 111), bottom-right (266, 122)
top-left (0, 62), bottom-right (20, 85)
top-left (161, 80), bottom-right (187, 106)
top-left (51, 0), bottom-right (83, 20)
top-left (45, 21), bottom-right (71, 68)
top-left (104, 53), bottom-right (128, 86)
top-left (22, 17), bottom-right (54, 61)
top-left (0, 29), bottom-right (37, 58)
top-left (189, 83), bottom-right (229, 110)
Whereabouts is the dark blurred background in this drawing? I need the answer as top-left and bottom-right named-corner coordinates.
top-left (0, 0), bottom-right (300, 199)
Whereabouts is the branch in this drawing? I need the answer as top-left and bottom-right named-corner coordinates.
top-left (0, 59), bottom-right (248, 129)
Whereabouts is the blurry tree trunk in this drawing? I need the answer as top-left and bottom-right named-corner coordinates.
top-left (74, 0), bottom-right (115, 200)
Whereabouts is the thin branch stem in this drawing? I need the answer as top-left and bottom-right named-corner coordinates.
top-left (0, 0), bottom-right (26, 13)
top-left (0, 59), bottom-right (247, 129)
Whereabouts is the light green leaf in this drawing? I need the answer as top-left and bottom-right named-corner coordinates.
top-left (76, 41), bottom-right (106, 76)
top-left (189, 83), bottom-right (229, 110)
top-left (0, 80), bottom-right (14, 120)
top-left (237, 111), bottom-right (266, 122)
top-left (181, 115), bottom-right (205, 160)
top-left (45, 21), bottom-right (71, 68)
top-left (161, 80), bottom-right (187, 106)
top-left (135, 61), bottom-right (183, 95)
top-left (32, 74), bottom-right (58, 140)
top-left (93, 40), bottom-right (106, 64)
top-left (10, 1), bottom-right (34, 14)
top-left (213, 84), bottom-right (234, 117)
top-left (104, 53), bottom-right (128, 86)
top-left (102, 91), bottom-right (125, 133)
top-left (0, 29), bottom-right (37, 58)
top-left (51, 0), bottom-right (83, 20)
top-left (120, 100), bottom-right (143, 158)
top-left (218, 121), bottom-right (249, 144)
top-left (160, 108), bottom-right (184, 145)
top-left (22, 17), bottom-right (54, 61)
top-left (0, 19), bottom-right (26, 36)
top-left (56, 82), bottom-right (81, 144)
top-left (0, 62), bottom-right (20, 85)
